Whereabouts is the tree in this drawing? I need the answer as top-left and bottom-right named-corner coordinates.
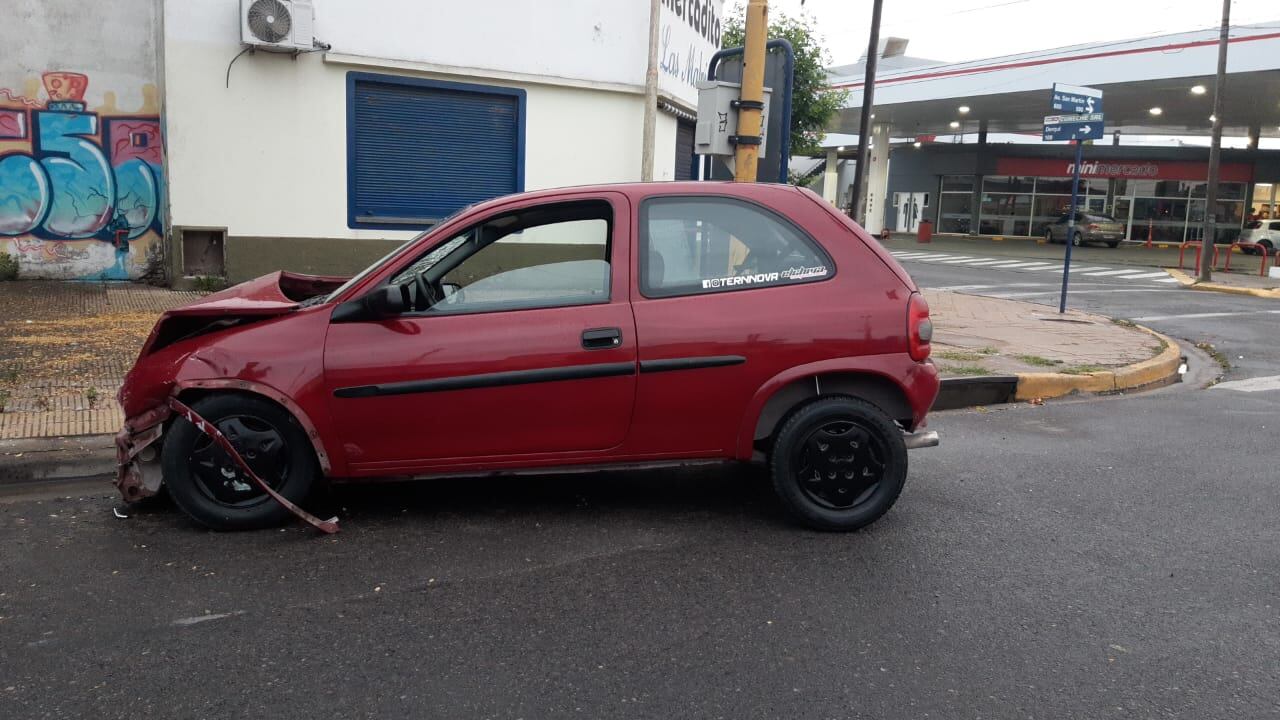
top-left (722, 5), bottom-right (848, 162)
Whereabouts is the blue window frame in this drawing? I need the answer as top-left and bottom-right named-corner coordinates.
top-left (346, 72), bottom-right (526, 230)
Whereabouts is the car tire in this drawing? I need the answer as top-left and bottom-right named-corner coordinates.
top-left (1106, 241), bottom-right (1120, 248)
top-left (1261, 239), bottom-right (1274, 253)
top-left (1045, 230), bottom-right (1056, 244)
top-left (1072, 233), bottom-right (1084, 247)
top-left (162, 394), bottom-right (317, 531)
top-left (769, 395), bottom-right (908, 532)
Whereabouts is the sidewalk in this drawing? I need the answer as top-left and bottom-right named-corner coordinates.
top-left (925, 289), bottom-right (1165, 377)
top-left (0, 281), bottom-right (1180, 484)
top-left (0, 281), bottom-right (202, 440)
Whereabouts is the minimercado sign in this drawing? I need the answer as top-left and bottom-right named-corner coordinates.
top-left (658, 0), bottom-right (726, 108)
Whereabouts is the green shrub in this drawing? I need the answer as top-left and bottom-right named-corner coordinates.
top-left (192, 275), bottom-right (227, 292)
top-left (0, 252), bottom-right (18, 281)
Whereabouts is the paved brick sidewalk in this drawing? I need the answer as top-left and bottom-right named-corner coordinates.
top-left (0, 282), bottom-right (1162, 443)
top-left (925, 289), bottom-right (1163, 377)
top-left (0, 282), bottom-right (202, 440)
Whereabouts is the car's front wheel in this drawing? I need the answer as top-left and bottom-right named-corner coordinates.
top-left (1045, 230), bottom-right (1056, 244)
top-left (1260, 239), bottom-right (1274, 254)
top-left (1072, 232), bottom-right (1084, 247)
top-left (770, 396), bottom-right (908, 531)
top-left (162, 394), bottom-right (318, 531)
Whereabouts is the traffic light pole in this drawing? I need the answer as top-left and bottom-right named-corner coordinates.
top-left (733, 0), bottom-right (767, 182)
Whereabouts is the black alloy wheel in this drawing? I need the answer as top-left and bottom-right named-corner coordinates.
top-left (770, 396), bottom-right (908, 531)
top-left (792, 418), bottom-right (888, 511)
top-left (162, 394), bottom-right (317, 530)
top-left (188, 414), bottom-right (290, 508)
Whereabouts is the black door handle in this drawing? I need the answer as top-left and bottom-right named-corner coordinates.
top-left (582, 327), bottom-right (622, 350)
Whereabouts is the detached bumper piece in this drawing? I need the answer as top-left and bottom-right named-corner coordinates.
top-left (167, 398), bottom-right (340, 535)
top-left (903, 430), bottom-right (939, 450)
top-left (115, 404), bottom-right (171, 502)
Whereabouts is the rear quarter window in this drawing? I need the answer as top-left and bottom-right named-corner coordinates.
top-left (640, 196), bottom-right (834, 298)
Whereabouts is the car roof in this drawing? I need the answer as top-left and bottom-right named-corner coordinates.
top-left (463, 181), bottom-right (805, 215)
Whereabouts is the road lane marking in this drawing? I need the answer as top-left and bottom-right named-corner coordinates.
top-left (1132, 309), bottom-right (1280, 321)
top-left (988, 288), bottom-right (1176, 298)
top-left (1210, 375), bottom-right (1280, 393)
top-left (1155, 277), bottom-right (1180, 283)
top-left (1081, 269), bottom-right (1152, 276)
top-left (935, 256), bottom-right (977, 263)
top-left (1123, 271), bottom-right (1177, 279)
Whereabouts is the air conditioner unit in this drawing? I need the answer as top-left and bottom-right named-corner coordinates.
top-left (241, 0), bottom-right (315, 52)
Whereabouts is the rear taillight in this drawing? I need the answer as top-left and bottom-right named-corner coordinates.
top-left (1087, 223), bottom-right (1100, 231)
top-left (908, 292), bottom-right (932, 361)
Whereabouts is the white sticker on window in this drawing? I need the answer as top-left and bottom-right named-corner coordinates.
top-left (703, 273), bottom-right (779, 289)
top-left (781, 265), bottom-right (829, 280)
top-left (700, 265), bottom-right (829, 290)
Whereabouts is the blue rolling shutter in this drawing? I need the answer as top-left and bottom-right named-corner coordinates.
top-left (347, 73), bottom-right (525, 229)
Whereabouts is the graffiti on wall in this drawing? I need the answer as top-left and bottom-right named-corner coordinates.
top-left (0, 72), bottom-right (163, 280)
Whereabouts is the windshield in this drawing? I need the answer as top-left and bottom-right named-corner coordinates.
top-left (322, 205), bottom-right (474, 303)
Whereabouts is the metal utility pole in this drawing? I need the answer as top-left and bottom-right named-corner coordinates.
top-left (733, 0), bottom-right (768, 182)
top-left (847, 0), bottom-right (884, 221)
top-left (641, 0), bottom-right (661, 182)
top-left (1198, 0), bottom-right (1230, 282)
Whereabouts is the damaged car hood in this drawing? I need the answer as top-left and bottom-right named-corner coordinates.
top-left (140, 271), bottom-right (348, 355)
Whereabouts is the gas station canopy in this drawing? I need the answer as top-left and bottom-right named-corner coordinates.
top-left (827, 24), bottom-right (1280, 139)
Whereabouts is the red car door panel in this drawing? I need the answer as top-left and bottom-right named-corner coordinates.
top-left (627, 192), bottom-right (905, 456)
top-left (323, 193), bottom-right (637, 473)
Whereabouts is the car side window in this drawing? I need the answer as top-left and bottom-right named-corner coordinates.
top-left (640, 197), bottom-right (832, 298)
top-left (1269, 221), bottom-right (1280, 232)
top-left (391, 200), bottom-right (612, 314)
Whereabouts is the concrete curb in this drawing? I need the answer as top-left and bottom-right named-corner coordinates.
top-left (1164, 268), bottom-right (1280, 299)
top-left (0, 435), bottom-right (115, 488)
top-left (1012, 325), bottom-right (1183, 402)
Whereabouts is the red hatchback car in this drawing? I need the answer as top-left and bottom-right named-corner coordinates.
top-left (116, 182), bottom-right (939, 532)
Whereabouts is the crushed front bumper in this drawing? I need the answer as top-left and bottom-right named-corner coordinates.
top-left (114, 403), bottom-right (170, 502)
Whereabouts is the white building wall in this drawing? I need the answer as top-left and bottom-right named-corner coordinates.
top-left (163, 0), bottom-right (721, 252)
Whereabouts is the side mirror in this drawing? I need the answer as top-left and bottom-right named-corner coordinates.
top-left (332, 284), bottom-right (409, 323)
top-left (365, 284), bottom-right (409, 317)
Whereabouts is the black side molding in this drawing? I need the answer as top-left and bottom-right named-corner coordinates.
top-left (639, 355), bottom-right (746, 374)
top-left (335, 362), bottom-right (636, 398)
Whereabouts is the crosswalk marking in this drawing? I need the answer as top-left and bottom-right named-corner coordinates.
top-left (887, 248), bottom-right (1183, 289)
top-left (1082, 268), bottom-right (1152, 277)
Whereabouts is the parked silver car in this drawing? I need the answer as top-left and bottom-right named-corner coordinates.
top-left (1044, 212), bottom-right (1125, 248)
top-left (1238, 220), bottom-right (1279, 255)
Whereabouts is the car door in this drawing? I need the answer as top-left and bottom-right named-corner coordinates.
top-left (627, 193), bottom-right (839, 456)
top-left (323, 193), bottom-right (637, 474)
top-left (1052, 214), bottom-right (1069, 240)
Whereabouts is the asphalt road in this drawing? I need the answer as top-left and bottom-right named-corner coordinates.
top-left (1, 253), bottom-right (1277, 719)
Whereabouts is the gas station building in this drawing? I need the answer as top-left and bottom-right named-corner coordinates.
top-left (818, 24), bottom-right (1280, 244)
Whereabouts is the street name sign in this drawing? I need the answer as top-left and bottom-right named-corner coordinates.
top-left (1051, 83), bottom-right (1103, 114)
top-left (1042, 112), bottom-right (1105, 141)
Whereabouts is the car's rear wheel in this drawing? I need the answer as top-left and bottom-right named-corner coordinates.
top-left (1260, 239), bottom-right (1274, 253)
top-left (1045, 229), bottom-right (1056, 244)
top-left (162, 394), bottom-right (317, 531)
top-left (1072, 232), bottom-right (1084, 247)
top-left (769, 396), bottom-right (907, 531)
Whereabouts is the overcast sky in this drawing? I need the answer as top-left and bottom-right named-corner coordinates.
top-left (761, 0), bottom-right (1278, 66)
